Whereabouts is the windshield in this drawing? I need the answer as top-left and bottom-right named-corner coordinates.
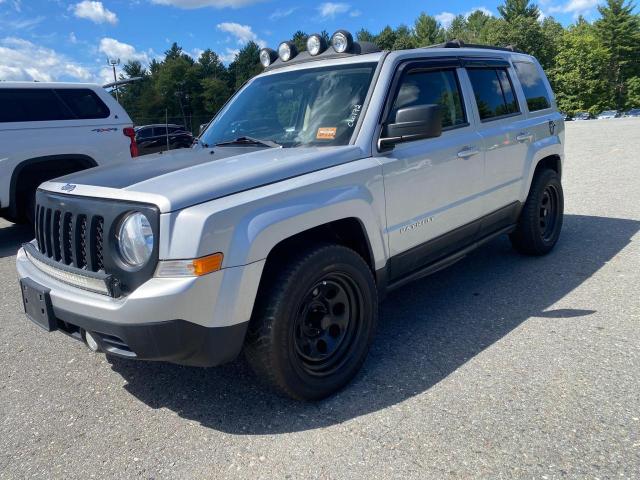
top-left (200, 63), bottom-right (377, 148)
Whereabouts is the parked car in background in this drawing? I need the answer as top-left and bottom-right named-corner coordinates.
top-left (0, 82), bottom-right (137, 225)
top-left (574, 111), bottom-right (593, 120)
top-left (597, 110), bottom-right (620, 119)
top-left (134, 124), bottom-right (194, 155)
top-left (623, 108), bottom-right (640, 118)
top-left (561, 111), bottom-right (572, 121)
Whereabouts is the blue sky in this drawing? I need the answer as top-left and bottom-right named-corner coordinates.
top-left (0, 0), bottom-right (613, 83)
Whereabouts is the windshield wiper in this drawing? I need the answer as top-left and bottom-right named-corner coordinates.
top-left (215, 136), bottom-right (281, 148)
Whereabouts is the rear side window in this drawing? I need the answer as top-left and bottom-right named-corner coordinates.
top-left (0, 88), bottom-right (110, 122)
top-left (0, 89), bottom-right (74, 122)
top-left (390, 68), bottom-right (467, 129)
top-left (54, 89), bottom-right (110, 119)
top-left (513, 62), bottom-right (551, 112)
top-left (467, 68), bottom-right (520, 121)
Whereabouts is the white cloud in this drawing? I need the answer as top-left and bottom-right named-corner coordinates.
top-left (349, 9), bottom-right (361, 17)
top-left (549, 0), bottom-right (600, 16)
top-left (216, 22), bottom-right (265, 48)
top-left (269, 7), bottom-right (297, 20)
top-left (149, 0), bottom-right (262, 8)
top-left (99, 37), bottom-right (149, 63)
top-left (465, 6), bottom-right (494, 17)
top-left (0, 37), bottom-right (92, 82)
top-left (72, 1), bottom-right (118, 25)
top-left (317, 2), bottom-right (350, 18)
top-left (69, 32), bottom-right (78, 44)
top-left (220, 47), bottom-right (239, 63)
top-left (435, 11), bottom-right (456, 27)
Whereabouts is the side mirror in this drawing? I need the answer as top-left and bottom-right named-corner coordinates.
top-left (379, 104), bottom-right (442, 150)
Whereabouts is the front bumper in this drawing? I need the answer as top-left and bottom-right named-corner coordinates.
top-left (16, 246), bottom-right (265, 366)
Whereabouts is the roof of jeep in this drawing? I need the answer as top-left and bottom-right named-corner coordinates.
top-left (259, 46), bottom-right (534, 77)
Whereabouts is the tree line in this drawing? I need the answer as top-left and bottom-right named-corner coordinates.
top-left (117, 0), bottom-right (640, 131)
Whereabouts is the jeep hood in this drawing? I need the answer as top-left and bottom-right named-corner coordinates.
top-left (50, 145), bottom-right (365, 213)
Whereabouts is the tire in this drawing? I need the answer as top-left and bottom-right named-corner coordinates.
top-left (245, 244), bottom-right (378, 401)
top-left (510, 168), bottom-right (564, 255)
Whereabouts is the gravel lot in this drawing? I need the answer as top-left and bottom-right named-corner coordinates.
top-left (1, 119), bottom-right (639, 479)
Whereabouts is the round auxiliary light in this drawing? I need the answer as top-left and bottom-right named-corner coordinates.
top-left (259, 48), bottom-right (277, 68)
top-left (117, 212), bottom-right (154, 267)
top-left (331, 30), bottom-right (353, 54)
top-left (307, 34), bottom-right (327, 56)
top-left (278, 41), bottom-right (297, 62)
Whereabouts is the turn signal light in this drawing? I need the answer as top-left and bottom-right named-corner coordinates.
top-left (155, 253), bottom-right (224, 278)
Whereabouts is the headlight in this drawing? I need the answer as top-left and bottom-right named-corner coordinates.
top-left (117, 212), bottom-right (154, 267)
top-left (307, 34), bottom-right (327, 56)
top-left (331, 30), bottom-right (353, 54)
top-left (278, 41), bottom-right (296, 62)
top-left (259, 48), bottom-right (277, 67)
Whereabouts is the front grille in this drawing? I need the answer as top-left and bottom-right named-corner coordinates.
top-left (33, 189), bottom-right (159, 295)
top-left (35, 207), bottom-right (105, 273)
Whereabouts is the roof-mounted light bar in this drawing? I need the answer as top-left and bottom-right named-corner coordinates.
top-left (260, 30), bottom-right (362, 69)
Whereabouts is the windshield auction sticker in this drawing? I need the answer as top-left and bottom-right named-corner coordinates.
top-left (317, 127), bottom-right (337, 140)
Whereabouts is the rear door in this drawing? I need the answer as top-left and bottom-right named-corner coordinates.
top-left (465, 60), bottom-right (530, 216)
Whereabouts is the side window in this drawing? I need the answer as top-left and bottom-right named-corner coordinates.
top-left (137, 128), bottom-right (152, 139)
top-left (513, 61), bottom-right (551, 112)
top-left (54, 89), bottom-right (110, 119)
top-left (390, 68), bottom-right (466, 129)
top-left (152, 127), bottom-right (167, 136)
top-left (467, 68), bottom-right (520, 121)
top-left (0, 89), bottom-right (74, 122)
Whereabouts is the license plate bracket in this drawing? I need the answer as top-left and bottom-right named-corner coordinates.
top-left (20, 277), bottom-right (57, 332)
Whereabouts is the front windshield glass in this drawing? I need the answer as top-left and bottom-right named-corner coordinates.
top-left (200, 62), bottom-right (377, 148)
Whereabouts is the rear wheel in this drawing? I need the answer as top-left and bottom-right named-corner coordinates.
top-left (510, 168), bottom-right (564, 255)
top-left (245, 244), bottom-right (378, 400)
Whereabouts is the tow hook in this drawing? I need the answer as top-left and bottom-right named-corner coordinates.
top-left (82, 330), bottom-right (101, 352)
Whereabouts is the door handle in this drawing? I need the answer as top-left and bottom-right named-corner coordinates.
top-left (516, 132), bottom-right (533, 142)
top-left (457, 146), bottom-right (480, 159)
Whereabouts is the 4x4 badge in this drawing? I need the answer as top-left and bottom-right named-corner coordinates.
top-left (61, 183), bottom-right (76, 192)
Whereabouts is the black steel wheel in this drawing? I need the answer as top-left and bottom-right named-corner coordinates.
top-left (510, 168), bottom-right (564, 255)
top-left (245, 244), bottom-right (377, 400)
top-left (292, 273), bottom-right (363, 377)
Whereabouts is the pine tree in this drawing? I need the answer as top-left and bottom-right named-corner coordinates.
top-left (497, 0), bottom-right (540, 22)
top-left (594, 0), bottom-right (640, 109)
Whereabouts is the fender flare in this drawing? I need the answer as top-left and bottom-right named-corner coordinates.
top-left (9, 154), bottom-right (97, 218)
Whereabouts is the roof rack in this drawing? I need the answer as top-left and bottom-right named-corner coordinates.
top-left (426, 39), bottom-right (521, 53)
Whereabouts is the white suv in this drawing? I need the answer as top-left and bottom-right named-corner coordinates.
top-left (0, 82), bottom-right (137, 224)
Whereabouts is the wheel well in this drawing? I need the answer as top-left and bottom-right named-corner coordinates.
top-left (10, 155), bottom-right (97, 219)
top-left (535, 155), bottom-right (561, 178)
top-left (264, 218), bottom-right (375, 274)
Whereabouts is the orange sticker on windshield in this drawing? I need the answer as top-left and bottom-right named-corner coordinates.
top-left (317, 127), bottom-right (337, 140)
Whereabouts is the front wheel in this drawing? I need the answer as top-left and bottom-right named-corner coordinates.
top-left (510, 168), bottom-right (564, 255)
top-left (245, 244), bottom-right (378, 400)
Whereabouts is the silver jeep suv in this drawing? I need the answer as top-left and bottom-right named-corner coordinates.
top-left (16, 34), bottom-right (564, 400)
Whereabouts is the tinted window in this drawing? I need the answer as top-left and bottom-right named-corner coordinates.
top-left (0, 88), bottom-right (74, 122)
top-left (391, 68), bottom-right (466, 129)
top-left (136, 128), bottom-right (152, 139)
top-left (467, 68), bottom-right (520, 120)
top-left (513, 62), bottom-right (551, 111)
top-left (153, 127), bottom-right (169, 136)
top-left (54, 89), bottom-right (110, 119)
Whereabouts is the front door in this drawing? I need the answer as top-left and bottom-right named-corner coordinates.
top-left (378, 61), bottom-right (484, 280)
